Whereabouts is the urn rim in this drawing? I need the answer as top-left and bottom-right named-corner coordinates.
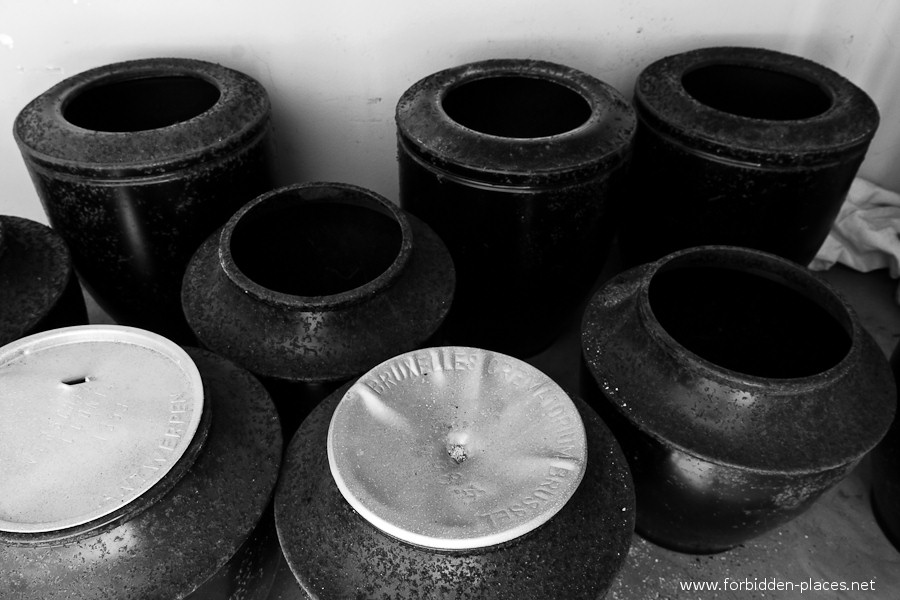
top-left (181, 183), bottom-right (455, 384)
top-left (218, 182), bottom-right (413, 310)
top-left (396, 58), bottom-right (636, 186)
top-left (633, 46), bottom-right (880, 165)
top-left (13, 57), bottom-right (270, 177)
top-left (581, 244), bottom-right (897, 472)
top-left (637, 245), bottom-right (856, 390)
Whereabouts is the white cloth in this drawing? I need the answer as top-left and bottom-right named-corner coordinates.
top-left (810, 177), bottom-right (900, 278)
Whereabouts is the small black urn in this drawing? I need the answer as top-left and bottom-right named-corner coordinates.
top-left (182, 182), bottom-right (455, 435)
top-left (581, 245), bottom-right (896, 553)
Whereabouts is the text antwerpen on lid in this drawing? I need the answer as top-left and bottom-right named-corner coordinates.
top-left (0, 325), bottom-right (283, 599)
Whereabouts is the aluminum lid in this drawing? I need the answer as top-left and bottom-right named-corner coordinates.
top-left (327, 347), bottom-right (587, 551)
top-left (0, 325), bottom-right (204, 534)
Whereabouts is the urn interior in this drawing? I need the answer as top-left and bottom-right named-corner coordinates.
top-left (227, 190), bottom-right (404, 297)
top-left (441, 75), bottom-right (592, 138)
top-left (647, 258), bottom-right (852, 378)
top-left (680, 63), bottom-right (833, 121)
top-left (62, 74), bottom-right (221, 132)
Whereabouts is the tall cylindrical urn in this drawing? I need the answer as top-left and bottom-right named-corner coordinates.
top-left (14, 58), bottom-right (274, 341)
top-left (397, 58), bottom-right (635, 357)
top-left (617, 46), bottom-right (879, 267)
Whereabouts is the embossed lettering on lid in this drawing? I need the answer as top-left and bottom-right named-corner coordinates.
top-left (0, 325), bottom-right (204, 534)
top-left (327, 347), bottom-right (587, 550)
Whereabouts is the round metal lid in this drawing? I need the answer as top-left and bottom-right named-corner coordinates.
top-left (327, 347), bottom-right (587, 550)
top-left (0, 325), bottom-right (204, 534)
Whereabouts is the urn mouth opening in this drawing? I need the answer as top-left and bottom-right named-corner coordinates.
top-left (441, 75), bottom-right (592, 139)
top-left (645, 250), bottom-right (852, 379)
top-left (222, 183), bottom-right (410, 307)
top-left (62, 74), bottom-right (221, 132)
top-left (681, 63), bottom-right (833, 121)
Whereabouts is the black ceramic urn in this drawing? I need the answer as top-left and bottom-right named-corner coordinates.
top-left (397, 58), bottom-right (635, 357)
top-left (182, 182), bottom-right (455, 435)
top-left (0, 215), bottom-right (86, 346)
top-left (0, 325), bottom-right (282, 599)
top-left (617, 46), bottom-right (879, 267)
top-left (872, 346), bottom-right (900, 550)
top-left (273, 347), bottom-right (635, 599)
top-left (581, 245), bottom-right (896, 553)
top-left (14, 58), bottom-right (274, 342)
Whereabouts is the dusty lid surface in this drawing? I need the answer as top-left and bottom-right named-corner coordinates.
top-left (327, 346), bottom-right (587, 550)
top-left (0, 325), bottom-right (204, 534)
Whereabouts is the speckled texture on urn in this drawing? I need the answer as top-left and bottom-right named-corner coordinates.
top-left (14, 57), bottom-right (273, 342)
top-left (617, 46), bottom-right (880, 267)
top-left (274, 381), bottom-right (635, 600)
top-left (397, 58), bottom-right (635, 357)
top-left (872, 346), bottom-right (900, 550)
top-left (181, 182), bottom-right (455, 433)
top-left (0, 347), bottom-right (283, 599)
top-left (581, 245), bottom-right (896, 553)
top-left (0, 215), bottom-right (86, 346)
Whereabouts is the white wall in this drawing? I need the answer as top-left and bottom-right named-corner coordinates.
top-left (3, 0), bottom-right (900, 224)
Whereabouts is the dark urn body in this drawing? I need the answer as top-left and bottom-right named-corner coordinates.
top-left (397, 58), bottom-right (635, 357)
top-left (618, 46), bottom-right (879, 267)
top-left (872, 347), bottom-right (900, 550)
top-left (0, 215), bottom-right (86, 346)
top-left (14, 58), bottom-right (273, 342)
top-left (182, 182), bottom-right (455, 435)
top-left (581, 245), bottom-right (896, 553)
